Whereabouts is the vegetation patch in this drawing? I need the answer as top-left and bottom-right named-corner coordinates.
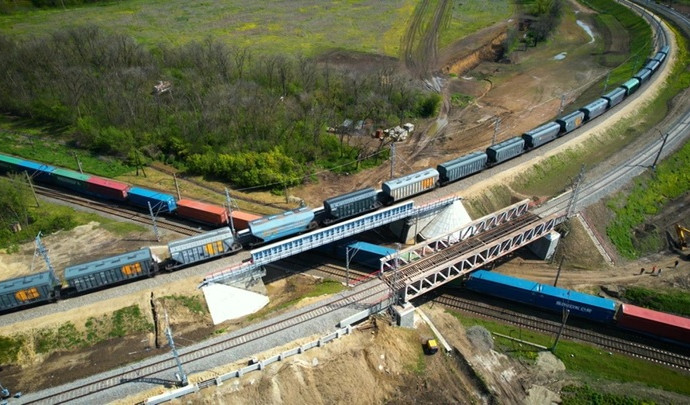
top-left (622, 286), bottom-right (690, 317)
top-left (0, 335), bottom-right (24, 364)
top-left (439, 0), bottom-right (513, 49)
top-left (163, 294), bottom-right (207, 315)
top-left (450, 93), bottom-right (474, 109)
top-left (561, 384), bottom-right (651, 405)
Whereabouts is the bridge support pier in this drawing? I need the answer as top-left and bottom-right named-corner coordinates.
top-left (528, 230), bottom-right (560, 260)
top-left (393, 302), bottom-right (415, 328)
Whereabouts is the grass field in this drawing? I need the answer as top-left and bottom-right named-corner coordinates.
top-left (439, 0), bottom-right (513, 49)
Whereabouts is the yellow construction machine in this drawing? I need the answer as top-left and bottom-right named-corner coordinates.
top-left (676, 223), bottom-right (690, 250)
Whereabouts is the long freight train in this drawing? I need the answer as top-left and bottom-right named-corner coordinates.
top-left (464, 270), bottom-right (690, 346)
top-left (0, 44), bottom-right (671, 313)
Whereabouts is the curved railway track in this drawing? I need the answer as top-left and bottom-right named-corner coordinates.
top-left (432, 293), bottom-right (690, 371)
top-left (35, 185), bottom-right (202, 237)
top-left (23, 280), bottom-right (390, 404)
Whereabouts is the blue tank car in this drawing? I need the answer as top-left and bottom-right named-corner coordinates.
top-left (248, 207), bottom-right (316, 244)
top-left (465, 270), bottom-right (617, 323)
top-left (127, 187), bottom-right (177, 213)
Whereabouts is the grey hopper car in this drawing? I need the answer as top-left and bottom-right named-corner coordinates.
top-left (486, 137), bottom-right (525, 164)
top-left (659, 45), bottom-right (670, 56)
top-left (620, 78), bottom-right (640, 96)
top-left (634, 68), bottom-right (652, 83)
top-left (602, 87), bottom-right (626, 108)
top-left (522, 122), bottom-right (560, 148)
top-left (579, 98), bottom-right (609, 121)
top-left (167, 227), bottom-right (241, 268)
top-left (64, 248), bottom-right (154, 293)
top-left (556, 110), bottom-right (585, 133)
top-left (382, 168), bottom-right (439, 204)
top-left (323, 188), bottom-right (380, 224)
top-left (0, 271), bottom-right (60, 312)
top-left (652, 51), bottom-right (666, 63)
top-left (644, 60), bottom-right (660, 73)
top-left (437, 151), bottom-right (488, 185)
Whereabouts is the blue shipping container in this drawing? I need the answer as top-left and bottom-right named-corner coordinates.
top-left (16, 159), bottom-right (56, 183)
top-left (465, 270), bottom-right (617, 323)
top-left (319, 240), bottom-right (396, 269)
top-left (127, 187), bottom-right (177, 213)
top-left (249, 207), bottom-right (316, 243)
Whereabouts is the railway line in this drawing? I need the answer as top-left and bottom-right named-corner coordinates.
top-left (268, 254), bottom-right (373, 285)
top-left (431, 293), bottom-right (690, 371)
top-left (34, 185), bottom-right (202, 237)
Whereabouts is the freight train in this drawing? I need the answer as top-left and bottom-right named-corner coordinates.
top-left (0, 44), bottom-right (671, 313)
top-left (465, 270), bottom-right (690, 346)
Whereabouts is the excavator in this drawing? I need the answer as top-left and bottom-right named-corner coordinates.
top-left (676, 223), bottom-right (690, 250)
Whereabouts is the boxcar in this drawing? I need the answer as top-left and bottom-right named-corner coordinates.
top-left (51, 167), bottom-right (90, 192)
top-left (437, 152), bottom-right (488, 185)
top-left (579, 98), bottom-right (609, 121)
top-left (230, 211), bottom-right (261, 231)
top-left (167, 227), bottom-right (240, 268)
top-left (644, 60), bottom-right (660, 74)
top-left (522, 122), bottom-right (561, 148)
top-left (0, 154), bottom-right (23, 173)
top-left (0, 271), bottom-right (60, 312)
top-left (382, 169), bottom-right (439, 204)
top-left (176, 199), bottom-right (228, 226)
top-left (634, 68), bottom-right (652, 83)
top-left (15, 159), bottom-right (56, 183)
top-left (486, 137), bottom-right (525, 164)
top-left (323, 188), bottom-right (379, 224)
top-left (617, 304), bottom-right (690, 345)
top-left (86, 176), bottom-right (129, 201)
top-left (127, 187), bottom-right (177, 213)
top-left (64, 248), bottom-right (154, 293)
top-left (248, 207), bottom-right (316, 244)
top-left (602, 87), bottom-right (626, 108)
top-left (620, 78), bottom-right (641, 96)
top-left (465, 270), bottom-right (618, 323)
top-left (556, 110), bottom-right (585, 133)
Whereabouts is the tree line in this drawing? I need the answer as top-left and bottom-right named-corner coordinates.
top-left (0, 26), bottom-right (440, 189)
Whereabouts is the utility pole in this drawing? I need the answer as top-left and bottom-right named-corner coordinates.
top-left (551, 308), bottom-right (570, 352)
top-left (559, 95), bottom-right (566, 114)
top-left (652, 131), bottom-right (669, 170)
top-left (492, 118), bottom-right (501, 146)
top-left (566, 165), bottom-right (585, 219)
top-left (72, 152), bottom-right (83, 174)
top-left (603, 72), bottom-right (610, 94)
top-left (24, 171), bottom-right (39, 207)
top-left (35, 232), bottom-right (56, 275)
top-left (345, 245), bottom-right (361, 287)
top-left (225, 188), bottom-right (236, 235)
top-left (148, 201), bottom-right (160, 242)
top-left (554, 256), bottom-right (565, 287)
top-left (390, 142), bottom-right (396, 179)
top-left (165, 311), bottom-right (188, 387)
top-left (173, 173), bottom-right (181, 200)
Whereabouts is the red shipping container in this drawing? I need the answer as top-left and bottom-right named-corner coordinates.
top-left (618, 304), bottom-right (690, 345)
top-left (86, 176), bottom-right (129, 201)
top-left (176, 199), bottom-right (228, 226)
top-left (231, 210), bottom-right (261, 231)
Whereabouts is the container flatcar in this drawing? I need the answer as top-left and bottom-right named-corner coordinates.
top-left (86, 176), bottom-right (129, 201)
top-left (437, 151), bottom-right (488, 185)
top-left (381, 168), bottom-right (439, 204)
top-left (64, 248), bottom-right (155, 293)
top-left (231, 211), bottom-right (261, 231)
top-left (579, 98), bottom-right (609, 121)
top-left (248, 207), bottom-right (316, 244)
top-left (0, 271), bottom-right (60, 312)
top-left (127, 187), bottom-right (177, 213)
top-left (465, 270), bottom-right (617, 323)
top-left (176, 199), bottom-right (228, 226)
top-left (602, 87), bottom-right (626, 108)
top-left (15, 159), bottom-right (56, 183)
top-left (620, 78), bottom-right (640, 96)
top-left (617, 304), bottom-right (690, 345)
top-left (167, 227), bottom-right (241, 268)
top-left (486, 137), bottom-right (525, 164)
top-left (323, 188), bottom-right (379, 224)
top-left (0, 154), bottom-right (24, 173)
top-left (522, 122), bottom-right (561, 148)
top-left (556, 110), bottom-right (585, 133)
top-left (634, 68), bottom-right (652, 83)
top-left (52, 167), bottom-right (91, 192)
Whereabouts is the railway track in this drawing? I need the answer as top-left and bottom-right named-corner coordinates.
top-left (35, 185), bottom-right (202, 237)
top-left (22, 279), bottom-right (390, 404)
top-left (271, 254), bottom-right (375, 285)
top-left (432, 293), bottom-right (690, 371)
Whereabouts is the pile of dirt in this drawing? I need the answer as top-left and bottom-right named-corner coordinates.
top-left (466, 325), bottom-right (494, 353)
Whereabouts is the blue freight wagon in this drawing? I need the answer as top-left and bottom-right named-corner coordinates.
top-left (167, 227), bottom-right (240, 268)
top-left (486, 137), bottom-right (524, 164)
top-left (644, 60), bottom-right (660, 73)
top-left (652, 51), bottom-right (667, 64)
top-left (323, 188), bottom-right (379, 224)
top-left (0, 271), bottom-right (60, 312)
top-left (465, 270), bottom-right (617, 323)
top-left (0, 154), bottom-right (24, 173)
top-left (556, 110), bottom-right (585, 133)
top-left (620, 78), bottom-right (640, 96)
top-left (127, 187), bottom-right (177, 213)
top-left (52, 167), bottom-right (91, 192)
top-left (634, 68), bottom-right (652, 83)
top-left (15, 159), bottom-right (56, 183)
top-left (64, 248), bottom-right (155, 293)
top-left (382, 168), bottom-right (439, 204)
top-left (522, 122), bottom-right (561, 148)
top-left (579, 98), bottom-right (609, 121)
top-left (437, 152), bottom-right (488, 185)
top-left (249, 207), bottom-right (316, 244)
top-left (602, 87), bottom-right (626, 108)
